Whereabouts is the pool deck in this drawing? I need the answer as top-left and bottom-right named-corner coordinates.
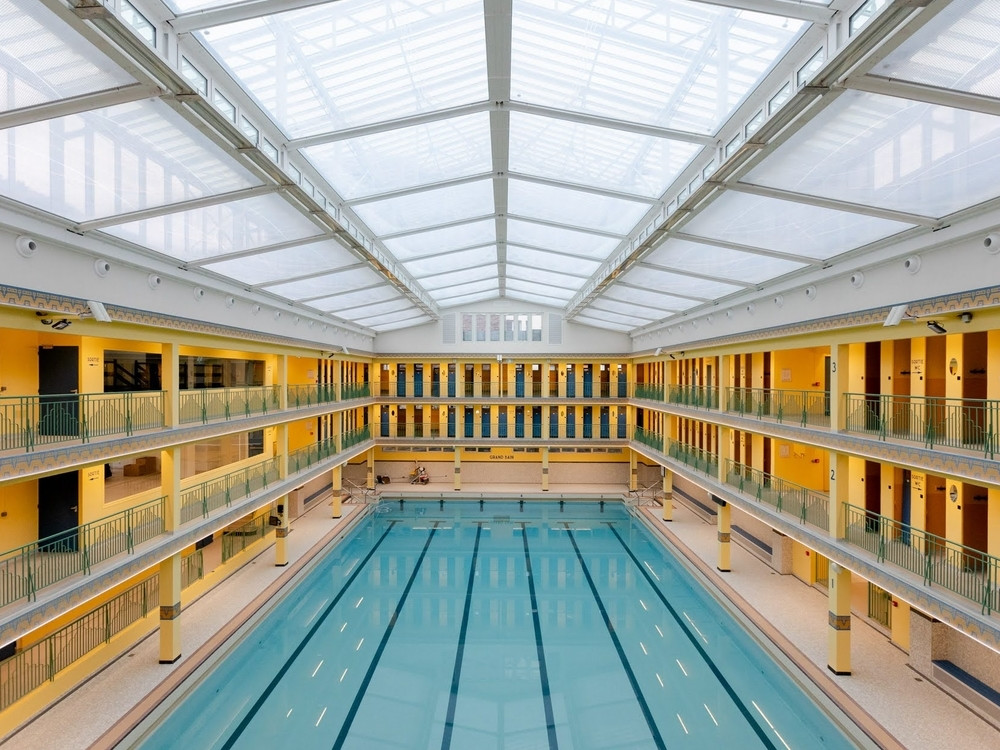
top-left (2, 484), bottom-right (999, 749)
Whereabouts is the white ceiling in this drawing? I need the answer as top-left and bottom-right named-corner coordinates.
top-left (3, 0), bottom-right (1000, 337)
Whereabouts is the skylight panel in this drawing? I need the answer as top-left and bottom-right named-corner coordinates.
top-left (0, 99), bottom-right (260, 223)
top-left (370, 315), bottom-right (433, 331)
top-left (420, 266), bottom-right (498, 290)
top-left (507, 179), bottom-right (651, 234)
top-left (575, 308), bottom-right (652, 328)
top-left (506, 289), bottom-right (577, 307)
top-left (257, 266), bottom-right (385, 300)
top-left (101, 193), bottom-right (319, 262)
top-left (505, 264), bottom-right (588, 290)
top-left (643, 238), bottom-right (808, 284)
top-left (357, 308), bottom-right (429, 327)
top-left (311, 285), bottom-right (401, 312)
top-left (404, 246), bottom-right (497, 277)
top-left (510, 0), bottom-right (805, 134)
top-left (200, 239), bottom-right (360, 285)
top-left (870, 1), bottom-right (1000, 97)
top-left (505, 278), bottom-right (575, 300)
top-left (622, 266), bottom-right (743, 299)
top-left (199, 0), bottom-right (488, 137)
top-left (744, 91), bottom-right (1000, 218)
top-left (350, 179), bottom-right (494, 236)
top-left (435, 289), bottom-right (501, 306)
top-left (506, 219), bottom-right (620, 259)
top-left (572, 314), bottom-right (633, 331)
top-left (0, 0), bottom-right (136, 112)
top-left (304, 111), bottom-right (493, 199)
top-left (601, 285), bottom-right (698, 311)
top-left (382, 220), bottom-right (496, 260)
top-left (507, 112), bottom-right (701, 198)
top-left (681, 191), bottom-right (914, 260)
top-left (506, 245), bottom-right (602, 276)
top-left (334, 298), bottom-right (417, 317)
top-left (590, 298), bottom-right (660, 320)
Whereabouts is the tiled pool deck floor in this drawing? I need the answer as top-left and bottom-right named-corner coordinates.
top-left (2, 485), bottom-right (999, 749)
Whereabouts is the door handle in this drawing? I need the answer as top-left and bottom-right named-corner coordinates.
top-left (70, 506), bottom-right (78, 512)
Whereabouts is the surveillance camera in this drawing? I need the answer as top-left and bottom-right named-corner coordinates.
top-left (985, 233), bottom-right (1000, 254)
top-left (40, 318), bottom-right (52, 326)
top-left (960, 311), bottom-right (973, 323)
top-left (15, 236), bottom-right (37, 257)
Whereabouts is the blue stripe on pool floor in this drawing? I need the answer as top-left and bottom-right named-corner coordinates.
top-left (220, 521), bottom-right (398, 750)
top-left (606, 523), bottom-right (778, 750)
top-left (566, 526), bottom-right (667, 749)
top-left (522, 523), bottom-right (560, 750)
top-left (441, 523), bottom-right (483, 750)
top-left (332, 525), bottom-right (440, 750)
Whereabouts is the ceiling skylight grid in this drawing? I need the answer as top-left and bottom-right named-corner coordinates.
top-left (351, 179), bottom-right (495, 236)
top-left (382, 220), bottom-right (496, 260)
top-left (745, 92), bottom-right (1000, 220)
top-left (199, 0), bottom-right (488, 136)
top-left (199, 239), bottom-right (362, 285)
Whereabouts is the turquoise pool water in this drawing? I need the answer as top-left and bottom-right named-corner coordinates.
top-left (128, 501), bottom-right (863, 749)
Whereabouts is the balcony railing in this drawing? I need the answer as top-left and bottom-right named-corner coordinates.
top-left (667, 384), bottom-right (720, 409)
top-left (726, 387), bottom-right (830, 427)
top-left (341, 424), bottom-right (372, 449)
top-left (634, 383), bottom-right (664, 401)
top-left (843, 503), bottom-right (1000, 614)
top-left (180, 457), bottom-right (281, 525)
top-left (666, 441), bottom-right (719, 477)
top-left (287, 383), bottom-right (338, 408)
top-left (0, 548), bottom-right (203, 713)
top-left (0, 496), bottom-right (166, 608)
top-left (844, 393), bottom-right (998, 458)
top-left (633, 426), bottom-right (664, 450)
top-left (288, 436), bottom-right (339, 474)
top-left (221, 514), bottom-right (273, 563)
top-left (724, 460), bottom-right (829, 531)
top-left (178, 385), bottom-right (281, 425)
top-left (0, 391), bottom-right (165, 452)
top-left (378, 419), bottom-right (629, 440)
top-left (379, 378), bottom-right (628, 399)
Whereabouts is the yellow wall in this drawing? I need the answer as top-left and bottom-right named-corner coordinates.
top-left (790, 539), bottom-right (817, 584)
top-left (771, 346), bottom-right (829, 391)
top-left (0, 480), bottom-right (38, 550)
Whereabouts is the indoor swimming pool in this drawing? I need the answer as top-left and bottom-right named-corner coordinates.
top-left (125, 501), bottom-right (869, 749)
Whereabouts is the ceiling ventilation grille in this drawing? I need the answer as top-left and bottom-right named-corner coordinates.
top-left (548, 313), bottom-right (562, 345)
top-left (442, 313), bottom-right (456, 344)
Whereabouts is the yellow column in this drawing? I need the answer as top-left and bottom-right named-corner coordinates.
top-left (161, 342), bottom-right (180, 428)
top-left (454, 450), bottom-right (462, 491)
top-left (367, 449), bottom-right (375, 489)
top-left (629, 450), bottom-right (637, 492)
top-left (829, 451), bottom-right (850, 539)
top-left (717, 500), bottom-right (731, 572)
top-left (829, 343), bottom-right (848, 432)
top-left (331, 464), bottom-right (343, 518)
top-left (662, 469), bottom-right (673, 522)
top-left (274, 423), bottom-right (289, 567)
top-left (828, 563), bottom-right (852, 675)
top-left (541, 447), bottom-right (549, 491)
top-left (159, 446), bottom-right (181, 664)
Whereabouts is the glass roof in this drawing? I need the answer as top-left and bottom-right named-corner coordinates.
top-left (2, 0), bottom-right (995, 334)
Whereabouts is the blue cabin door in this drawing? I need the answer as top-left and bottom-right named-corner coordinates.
top-left (464, 407), bottom-right (474, 438)
top-left (600, 406), bottom-right (610, 438)
top-left (447, 406), bottom-right (456, 438)
top-left (566, 407), bottom-right (575, 438)
top-left (515, 406), bottom-right (525, 438)
top-left (515, 365), bottom-right (525, 397)
top-left (532, 406), bottom-right (542, 438)
top-left (583, 365), bottom-right (593, 397)
top-left (482, 406), bottom-right (491, 438)
top-left (448, 365), bottom-right (456, 397)
top-left (498, 410), bottom-right (507, 438)
top-left (583, 407), bottom-right (592, 438)
top-left (380, 405), bottom-right (390, 437)
top-left (617, 410), bottom-right (627, 438)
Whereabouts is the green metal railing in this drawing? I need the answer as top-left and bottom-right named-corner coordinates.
top-left (341, 424), bottom-right (372, 449)
top-left (633, 426), bottom-right (664, 451)
top-left (0, 391), bottom-right (164, 452)
top-left (287, 383), bottom-right (339, 408)
top-left (0, 496), bottom-right (166, 608)
top-left (288, 436), bottom-right (339, 474)
top-left (726, 387), bottom-right (830, 427)
top-left (341, 382), bottom-right (371, 400)
top-left (0, 549), bottom-right (203, 712)
top-left (221, 514), bottom-right (274, 563)
top-left (844, 392), bottom-right (998, 457)
top-left (178, 385), bottom-right (281, 425)
top-left (843, 503), bottom-right (1000, 614)
top-left (634, 383), bottom-right (664, 401)
top-left (179, 457), bottom-right (280, 525)
top-left (667, 384), bottom-right (720, 409)
top-left (666, 442), bottom-right (719, 477)
top-left (724, 460), bottom-right (829, 531)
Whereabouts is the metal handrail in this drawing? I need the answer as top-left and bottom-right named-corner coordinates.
top-left (0, 391), bottom-right (165, 452)
top-left (0, 496), bottom-right (166, 608)
top-left (843, 503), bottom-right (1000, 615)
top-left (843, 392), bottom-right (998, 458)
top-left (724, 459), bottom-right (829, 531)
top-left (667, 384), bottom-right (720, 409)
top-left (178, 385), bottom-right (281, 425)
top-left (726, 387), bottom-right (830, 427)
